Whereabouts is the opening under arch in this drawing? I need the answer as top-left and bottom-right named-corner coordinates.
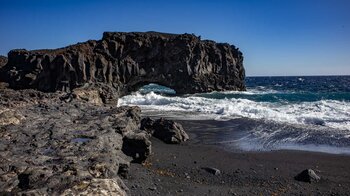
top-left (139, 83), bottom-right (176, 95)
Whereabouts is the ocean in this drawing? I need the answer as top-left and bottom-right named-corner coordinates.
top-left (119, 76), bottom-right (350, 154)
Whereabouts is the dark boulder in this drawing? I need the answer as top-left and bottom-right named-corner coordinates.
top-left (122, 132), bottom-right (152, 163)
top-left (142, 117), bottom-right (189, 144)
top-left (140, 117), bottom-right (156, 134)
top-left (294, 169), bottom-right (321, 183)
top-left (0, 32), bottom-right (245, 99)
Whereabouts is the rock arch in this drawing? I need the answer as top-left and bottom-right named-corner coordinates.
top-left (0, 32), bottom-right (246, 98)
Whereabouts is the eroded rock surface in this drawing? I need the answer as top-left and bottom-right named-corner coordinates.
top-left (0, 32), bottom-right (245, 98)
top-left (62, 178), bottom-right (127, 196)
top-left (0, 89), bottom-right (150, 195)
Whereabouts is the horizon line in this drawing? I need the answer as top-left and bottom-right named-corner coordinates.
top-left (246, 74), bottom-right (350, 77)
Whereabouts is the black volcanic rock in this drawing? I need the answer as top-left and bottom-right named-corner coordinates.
top-left (152, 118), bottom-right (189, 144)
top-left (0, 32), bottom-right (245, 98)
top-left (295, 169), bottom-right (321, 183)
top-left (0, 89), bottom-right (144, 194)
top-left (141, 117), bottom-right (189, 144)
top-left (0, 55), bottom-right (8, 89)
top-left (0, 32), bottom-right (245, 193)
top-left (0, 55), bottom-right (7, 68)
top-left (0, 32), bottom-right (245, 195)
top-left (122, 132), bottom-right (152, 163)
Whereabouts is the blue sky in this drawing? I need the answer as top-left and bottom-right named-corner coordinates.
top-left (0, 0), bottom-right (349, 76)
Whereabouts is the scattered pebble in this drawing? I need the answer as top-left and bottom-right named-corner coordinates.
top-left (202, 167), bottom-right (221, 175)
top-left (149, 187), bottom-right (157, 191)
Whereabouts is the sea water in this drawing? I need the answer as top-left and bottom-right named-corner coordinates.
top-left (119, 76), bottom-right (350, 154)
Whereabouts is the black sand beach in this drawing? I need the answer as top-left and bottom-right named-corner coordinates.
top-left (125, 119), bottom-right (350, 195)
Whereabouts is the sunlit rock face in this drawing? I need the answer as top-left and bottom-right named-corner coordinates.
top-left (0, 32), bottom-right (245, 97)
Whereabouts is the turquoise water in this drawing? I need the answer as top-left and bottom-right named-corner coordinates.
top-left (120, 76), bottom-right (350, 154)
top-left (198, 76), bottom-right (350, 102)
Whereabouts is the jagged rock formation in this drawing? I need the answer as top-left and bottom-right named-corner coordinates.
top-left (0, 32), bottom-right (245, 194)
top-left (0, 89), bottom-right (151, 194)
top-left (0, 32), bottom-right (245, 98)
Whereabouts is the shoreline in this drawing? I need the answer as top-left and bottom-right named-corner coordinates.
top-left (125, 118), bottom-right (350, 195)
top-left (0, 87), bottom-right (348, 195)
top-left (141, 113), bottom-right (350, 156)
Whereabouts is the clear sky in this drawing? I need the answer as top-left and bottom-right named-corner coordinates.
top-left (0, 0), bottom-right (349, 76)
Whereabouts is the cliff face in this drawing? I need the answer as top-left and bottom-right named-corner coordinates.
top-left (0, 32), bottom-right (245, 96)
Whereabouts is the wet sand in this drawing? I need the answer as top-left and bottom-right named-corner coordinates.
top-left (124, 119), bottom-right (350, 195)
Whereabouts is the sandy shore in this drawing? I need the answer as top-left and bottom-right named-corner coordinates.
top-left (124, 119), bottom-right (350, 195)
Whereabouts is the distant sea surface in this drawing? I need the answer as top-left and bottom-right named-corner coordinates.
top-left (119, 76), bottom-right (350, 154)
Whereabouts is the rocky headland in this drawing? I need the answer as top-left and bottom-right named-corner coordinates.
top-left (0, 31), bottom-right (245, 99)
top-left (0, 32), bottom-right (245, 195)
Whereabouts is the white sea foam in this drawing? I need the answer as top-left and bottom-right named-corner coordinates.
top-left (236, 141), bottom-right (350, 154)
top-left (119, 91), bottom-right (350, 131)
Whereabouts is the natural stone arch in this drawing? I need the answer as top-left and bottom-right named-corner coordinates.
top-left (0, 32), bottom-right (246, 98)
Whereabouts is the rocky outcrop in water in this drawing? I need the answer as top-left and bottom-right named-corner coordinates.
top-left (0, 32), bottom-right (245, 99)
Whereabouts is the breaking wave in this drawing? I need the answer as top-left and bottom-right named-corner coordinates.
top-left (119, 91), bottom-right (350, 131)
top-left (118, 76), bottom-right (350, 154)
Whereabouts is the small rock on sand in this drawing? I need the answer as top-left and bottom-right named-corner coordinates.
top-left (294, 169), bottom-right (321, 183)
top-left (202, 167), bottom-right (221, 176)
